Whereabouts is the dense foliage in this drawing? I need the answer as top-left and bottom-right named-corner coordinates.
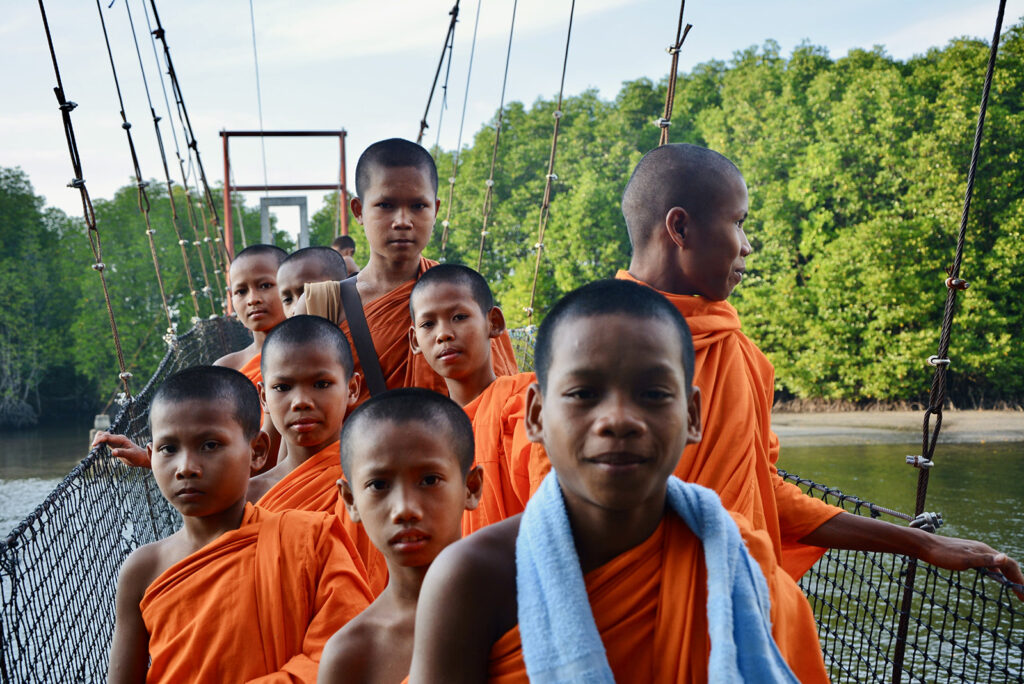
top-left (2, 22), bottom-right (1022, 423)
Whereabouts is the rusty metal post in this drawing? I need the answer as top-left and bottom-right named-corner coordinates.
top-left (222, 131), bottom-right (234, 258)
top-left (340, 130), bottom-right (349, 236)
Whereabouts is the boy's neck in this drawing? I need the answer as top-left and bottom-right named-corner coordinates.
top-left (627, 257), bottom-right (700, 298)
top-left (360, 252), bottom-right (422, 292)
top-left (251, 329), bottom-right (270, 351)
top-left (564, 486), bottom-right (667, 574)
top-left (445, 364), bottom-right (497, 407)
top-left (280, 437), bottom-right (335, 468)
top-left (180, 497), bottom-right (249, 554)
top-left (383, 561), bottom-right (430, 605)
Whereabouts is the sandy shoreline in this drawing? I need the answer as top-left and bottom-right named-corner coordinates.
top-left (771, 409), bottom-right (1024, 447)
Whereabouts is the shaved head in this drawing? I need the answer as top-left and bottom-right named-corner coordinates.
top-left (151, 366), bottom-right (262, 439)
top-left (621, 144), bottom-right (743, 251)
top-left (410, 263), bottom-right (493, 318)
top-left (281, 246), bottom-right (348, 281)
top-left (233, 243), bottom-right (287, 267)
top-left (262, 314), bottom-right (354, 377)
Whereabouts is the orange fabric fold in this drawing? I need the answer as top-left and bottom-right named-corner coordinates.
top-left (140, 504), bottom-right (373, 683)
top-left (239, 352), bottom-right (263, 387)
top-left (305, 257), bottom-right (518, 411)
top-left (257, 441), bottom-right (388, 596)
top-left (615, 270), bottom-right (842, 579)
top-left (461, 373), bottom-right (551, 536)
top-left (487, 512), bottom-right (827, 683)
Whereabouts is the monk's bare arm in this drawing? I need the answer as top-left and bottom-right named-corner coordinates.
top-left (800, 513), bottom-right (1024, 598)
top-left (316, 618), bottom-right (372, 684)
top-left (409, 518), bottom-right (520, 684)
top-left (108, 546), bottom-right (157, 683)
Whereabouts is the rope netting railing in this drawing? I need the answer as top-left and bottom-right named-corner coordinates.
top-left (779, 469), bottom-right (1024, 683)
top-left (0, 317), bottom-right (251, 682)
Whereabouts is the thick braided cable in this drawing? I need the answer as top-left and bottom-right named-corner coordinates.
top-left (140, 0), bottom-right (217, 314)
top-left (439, 0), bottom-right (483, 255)
top-left (473, 0), bottom-right (519, 269)
top-left (36, 0), bottom-right (133, 399)
top-left (125, 0), bottom-right (201, 321)
top-left (891, 4), bottom-right (1006, 682)
top-left (657, 1), bottom-right (692, 146)
top-left (525, 0), bottom-right (575, 324)
top-left (418, 1), bottom-right (460, 145)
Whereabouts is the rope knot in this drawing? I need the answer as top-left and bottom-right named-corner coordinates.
top-left (945, 277), bottom-right (969, 290)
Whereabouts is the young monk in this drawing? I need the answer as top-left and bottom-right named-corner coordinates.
top-left (331, 234), bottom-right (361, 277)
top-left (617, 142), bottom-right (1023, 588)
top-left (249, 314), bottom-right (388, 594)
top-left (409, 280), bottom-right (827, 682)
top-left (297, 138), bottom-right (517, 408)
top-left (317, 388), bottom-right (484, 684)
top-left (408, 264), bottom-right (548, 535)
top-left (277, 246), bottom-right (349, 318)
top-left (107, 365), bottom-right (372, 683)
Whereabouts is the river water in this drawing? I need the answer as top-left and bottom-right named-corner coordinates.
top-left (2, 423), bottom-right (1021, 557)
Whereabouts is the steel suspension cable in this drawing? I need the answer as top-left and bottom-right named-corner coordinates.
top-left (524, 0), bottom-right (576, 324)
top-left (439, 0), bottom-right (483, 256)
top-left (35, 0), bottom-right (133, 400)
top-left (94, 0), bottom-right (175, 336)
top-left (891, 2), bottom-right (1008, 682)
top-left (148, 0), bottom-right (230, 276)
top-left (473, 0), bottom-right (519, 268)
top-left (656, 0), bottom-right (692, 146)
top-left (431, 18), bottom-right (457, 155)
top-left (248, 0), bottom-right (271, 202)
top-left (139, 0), bottom-right (217, 314)
top-left (417, 1), bottom-right (460, 145)
top-left (124, 0), bottom-right (202, 321)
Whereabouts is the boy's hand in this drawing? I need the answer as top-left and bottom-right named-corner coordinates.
top-left (919, 535), bottom-right (1024, 600)
top-left (92, 431), bottom-right (151, 469)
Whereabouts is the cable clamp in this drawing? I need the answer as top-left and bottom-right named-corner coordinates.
top-left (59, 101), bottom-right (78, 112)
top-left (91, 262), bottom-right (106, 272)
top-left (163, 330), bottom-right (176, 346)
top-left (927, 355), bottom-right (951, 367)
top-left (115, 392), bottom-right (129, 406)
top-left (534, 242), bottom-right (543, 250)
top-left (906, 454), bottom-right (934, 469)
top-left (523, 306), bottom-right (534, 315)
top-left (909, 511), bottom-right (944, 532)
top-left (441, 220), bottom-right (450, 228)
top-left (655, 117), bottom-right (672, 129)
top-left (547, 173), bottom-right (558, 181)
top-left (118, 371), bottom-right (133, 382)
top-left (68, 178), bottom-right (86, 189)
top-left (945, 277), bottom-right (969, 290)
top-left (121, 122), bottom-right (132, 131)
top-left (137, 180), bottom-right (149, 189)
top-left (146, 229), bottom-right (156, 236)
top-left (204, 237), bottom-right (211, 243)
top-left (179, 240), bottom-right (187, 246)
top-left (480, 231), bottom-right (489, 237)
top-left (553, 110), bottom-right (563, 120)
top-left (667, 46), bottom-right (680, 55)
top-left (485, 179), bottom-right (495, 187)
top-left (191, 316), bottom-right (202, 325)
top-left (449, 177), bottom-right (456, 184)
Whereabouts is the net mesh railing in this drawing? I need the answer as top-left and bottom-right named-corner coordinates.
top-left (779, 470), bottom-right (1024, 683)
top-left (0, 316), bottom-right (251, 683)
top-left (2, 321), bottom-right (1022, 682)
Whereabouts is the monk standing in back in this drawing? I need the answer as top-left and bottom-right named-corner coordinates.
top-left (409, 264), bottom-right (548, 535)
top-left (617, 143), bottom-right (1023, 586)
top-left (409, 280), bottom-right (827, 682)
top-left (318, 388), bottom-right (483, 683)
top-left (107, 366), bottom-right (371, 683)
top-left (298, 138), bottom-right (517, 409)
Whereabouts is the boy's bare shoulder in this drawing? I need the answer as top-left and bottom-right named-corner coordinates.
top-left (213, 346), bottom-right (253, 371)
top-left (245, 464), bottom-right (286, 503)
top-left (318, 601), bottom-right (396, 683)
top-left (426, 514), bottom-right (520, 615)
top-left (118, 532), bottom-right (188, 599)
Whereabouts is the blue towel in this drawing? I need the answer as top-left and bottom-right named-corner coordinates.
top-left (515, 472), bottom-right (799, 683)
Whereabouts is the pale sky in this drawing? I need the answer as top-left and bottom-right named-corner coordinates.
top-left (3, 0), bottom-right (1021, 240)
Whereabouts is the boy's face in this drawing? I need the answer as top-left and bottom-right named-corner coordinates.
top-left (277, 259), bottom-right (327, 318)
top-left (148, 398), bottom-right (267, 517)
top-left (525, 313), bottom-right (701, 514)
top-left (341, 420), bottom-right (481, 569)
top-left (676, 173), bottom-right (751, 301)
top-left (409, 282), bottom-right (504, 381)
top-left (351, 165), bottom-right (439, 262)
top-left (259, 343), bottom-right (359, 451)
top-left (229, 254), bottom-right (285, 332)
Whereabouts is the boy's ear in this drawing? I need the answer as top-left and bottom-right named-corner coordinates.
top-left (250, 431), bottom-right (271, 474)
top-left (338, 478), bottom-right (361, 523)
top-left (685, 386), bottom-right (702, 445)
top-left (524, 382), bottom-right (544, 444)
top-left (487, 306), bottom-right (506, 339)
top-left (257, 381), bottom-right (268, 413)
top-left (665, 206), bottom-right (690, 249)
top-left (464, 465), bottom-right (484, 511)
top-left (409, 325), bottom-right (422, 355)
top-left (346, 373), bottom-right (362, 409)
top-left (433, 198), bottom-right (441, 215)
top-left (350, 196), bottom-right (363, 224)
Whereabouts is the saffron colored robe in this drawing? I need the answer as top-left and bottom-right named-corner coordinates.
top-left (487, 512), bottom-right (828, 683)
top-left (258, 441), bottom-right (389, 596)
top-left (305, 257), bottom-right (518, 410)
top-left (461, 373), bottom-right (551, 536)
top-left (616, 271), bottom-right (843, 579)
top-left (140, 504), bottom-right (373, 683)
top-left (239, 352), bottom-right (263, 387)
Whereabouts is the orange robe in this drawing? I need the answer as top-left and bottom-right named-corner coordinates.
top-left (616, 270), bottom-right (843, 579)
top-left (305, 257), bottom-right (518, 410)
top-left (239, 351), bottom-right (262, 387)
top-left (487, 512), bottom-right (827, 683)
top-left (258, 441), bottom-right (389, 596)
top-left (140, 503), bottom-right (373, 683)
top-left (461, 373), bottom-right (551, 536)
